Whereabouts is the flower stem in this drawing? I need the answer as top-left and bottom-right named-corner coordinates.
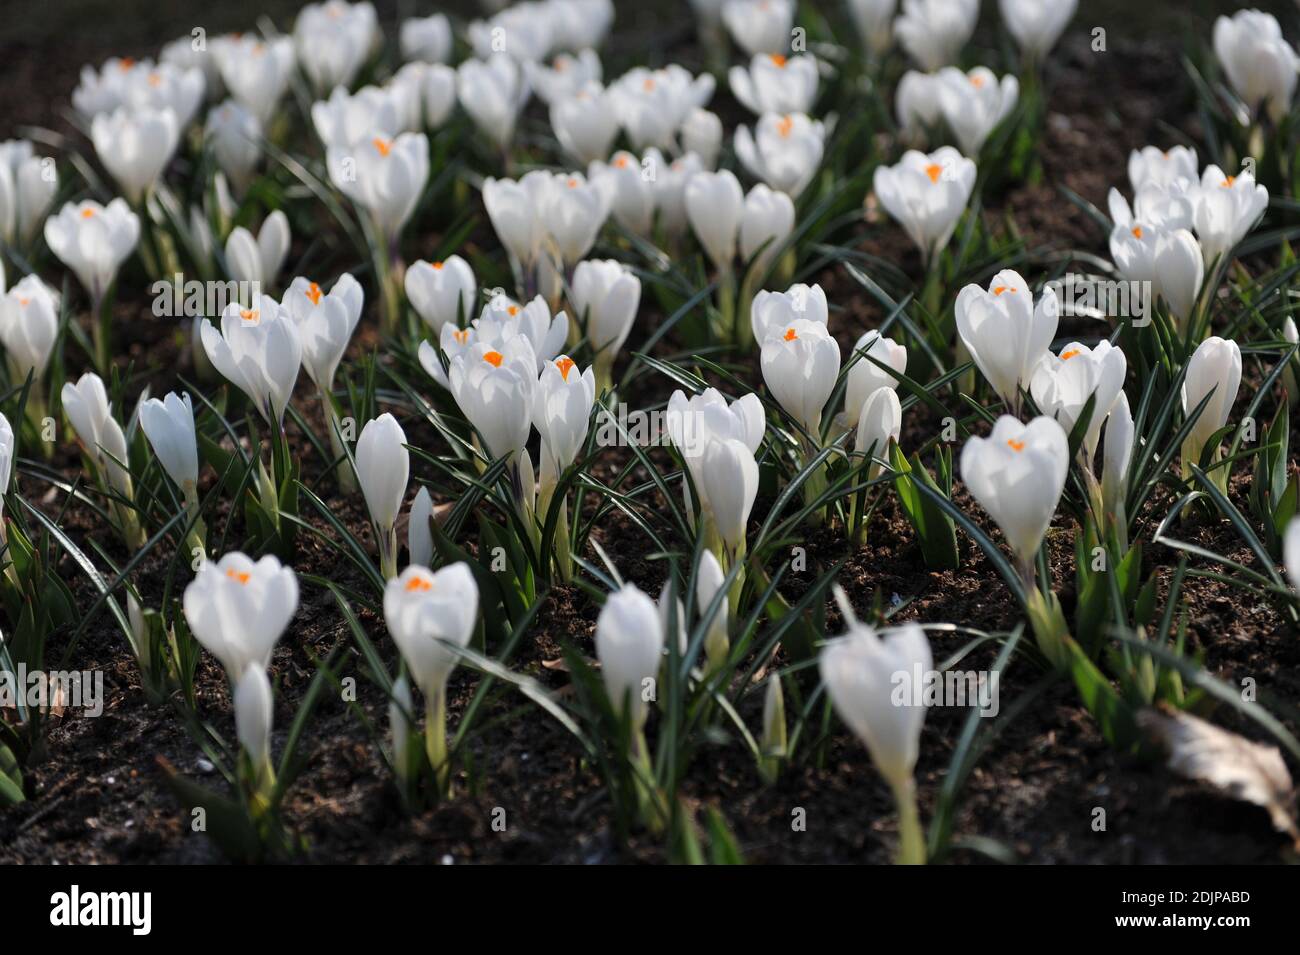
top-left (425, 685), bottom-right (450, 796)
top-left (890, 776), bottom-right (926, 865)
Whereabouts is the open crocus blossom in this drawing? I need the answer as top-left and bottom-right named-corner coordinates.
top-left (934, 67), bottom-right (1019, 158)
top-left (961, 415), bottom-right (1069, 571)
top-left (843, 332), bottom-right (907, 431)
top-left (550, 83), bottom-right (621, 166)
top-left (570, 259), bottom-right (641, 391)
top-left (696, 548), bottom-right (730, 673)
top-left (1213, 9), bottom-right (1299, 123)
top-left (729, 53), bottom-right (818, 116)
top-left (356, 413), bottom-right (410, 579)
top-left (665, 387), bottom-right (766, 525)
top-left (751, 283), bottom-right (829, 343)
top-left (1029, 340), bottom-right (1128, 468)
top-left (310, 85), bottom-right (404, 151)
top-left (721, 0), bottom-right (794, 57)
top-left (999, 0), bottom-right (1078, 62)
top-left (449, 336), bottom-right (538, 466)
top-left (225, 212), bottom-right (290, 295)
top-left (608, 65), bottom-right (715, 153)
top-left (1181, 335), bottom-right (1242, 491)
top-left (202, 294), bottom-right (303, 428)
top-left (819, 601), bottom-right (932, 864)
top-left (294, 0), bottom-right (379, 95)
top-left (282, 273), bottom-right (363, 392)
top-left (1109, 220), bottom-right (1205, 328)
top-left (588, 150), bottom-right (655, 237)
top-left (182, 552), bottom-right (300, 683)
top-left (383, 562), bottom-right (479, 790)
top-left (873, 148), bottom-right (976, 265)
top-left (328, 132), bottom-right (429, 250)
top-left (528, 50), bottom-right (603, 105)
top-left (955, 270), bottom-right (1060, 413)
top-left (139, 390), bottom-right (204, 552)
top-left (1194, 166), bottom-right (1269, 269)
top-left (760, 318), bottom-right (841, 437)
top-left (473, 293), bottom-right (568, 369)
top-left (735, 112), bottom-right (825, 200)
top-left (90, 106), bottom-right (180, 204)
top-left (457, 56), bottom-right (531, 151)
top-left (406, 256), bottom-right (477, 333)
top-left (0, 275), bottom-right (60, 384)
top-left (895, 0), bottom-right (979, 72)
top-left (61, 372), bottom-right (143, 549)
top-left (213, 35), bottom-right (296, 126)
top-left (0, 140), bottom-right (58, 249)
top-left (44, 199), bottom-right (140, 309)
top-left (595, 583), bottom-right (664, 730)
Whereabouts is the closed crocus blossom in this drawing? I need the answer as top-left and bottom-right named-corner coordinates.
top-left (213, 35), bottom-right (296, 126)
top-left (1029, 340), bottom-right (1128, 466)
top-left (595, 583), bottom-right (665, 728)
top-left (1101, 390), bottom-right (1134, 540)
top-left (896, 0), bottom-right (979, 71)
top-left (761, 319), bottom-right (841, 434)
top-left (0, 413), bottom-right (12, 517)
top-left (282, 273), bottom-right (363, 391)
top-left (1213, 10), bottom-right (1299, 122)
top-left (61, 372), bottom-right (116, 463)
top-left (699, 438), bottom-right (759, 554)
top-left (735, 112), bottom-right (825, 199)
top-left (751, 283), bottom-right (829, 344)
top-left (406, 256), bottom-right (477, 333)
top-left (407, 486), bottom-right (434, 569)
top-left (139, 391), bottom-right (199, 490)
top-left (391, 62), bottom-right (457, 131)
top-left (955, 270), bottom-right (1060, 413)
top-left (383, 562), bottom-right (479, 789)
top-left (686, 169), bottom-right (745, 272)
top-left (91, 107), bottom-right (180, 203)
top-left (457, 57), bottom-right (530, 150)
top-left (721, 0), bottom-right (794, 57)
top-left (666, 387), bottom-right (766, 480)
top-left (204, 100), bottom-right (262, 195)
top-left (1181, 336), bottom-right (1242, 485)
top-left (357, 413), bottom-right (410, 578)
top-left (0, 275), bottom-right (59, 380)
top-left (999, 0), bottom-right (1078, 62)
top-left (401, 13), bottom-right (453, 64)
top-left (44, 199), bottom-right (140, 306)
top-left (234, 664), bottom-right (274, 778)
top-left (588, 151), bottom-right (655, 237)
top-left (483, 172), bottom-right (548, 269)
top-left (1154, 229), bottom-right (1205, 326)
top-left (679, 108), bottom-right (723, 170)
top-left (183, 552), bottom-right (299, 681)
top-left (551, 83), bottom-right (620, 165)
top-left (844, 332), bottom-right (907, 430)
top-left (294, 0), bottom-right (379, 95)
top-left (960, 415), bottom-right (1069, 566)
top-left (571, 259), bottom-right (641, 388)
top-left (202, 295), bottom-right (302, 427)
top-left (61, 371), bottom-right (139, 544)
top-left (855, 386), bottom-right (903, 476)
top-left (1195, 166), bottom-right (1269, 268)
top-left (729, 53), bottom-right (818, 116)
top-left (873, 148), bottom-right (976, 264)
top-left (896, 71), bottom-right (942, 140)
top-left (849, 0), bottom-right (897, 54)
top-left (934, 67), bottom-right (1019, 158)
top-left (541, 172), bottom-right (607, 267)
top-left (819, 610), bottom-right (932, 863)
top-left (739, 184), bottom-right (796, 273)
top-left (0, 141), bottom-right (57, 247)
top-left (653, 152), bottom-right (704, 238)
top-left (328, 133), bottom-right (430, 247)
top-left (449, 337), bottom-right (538, 463)
top-left (696, 548), bottom-right (730, 671)
top-left (310, 85), bottom-right (404, 150)
top-left (1128, 145), bottom-right (1199, 193)
top-left (225, 211), bottom-right (290, 294)
top-left (527, 50), bottom-right (604, 105)
top-left (534, 355), bottom-right (597, 487)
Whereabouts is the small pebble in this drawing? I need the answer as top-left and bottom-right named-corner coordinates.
top-left (197, 758), bottom-right (215, 774)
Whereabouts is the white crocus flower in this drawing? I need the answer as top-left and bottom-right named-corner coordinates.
top-left (739, 184), bottom-right (796, 273)
top-left (652, 152), bottom-right (705, 238)
top-left (751, 283), bottom-right (829, 343)
top-left (419, 323), bottom-right (478, 390)
top-left (896, 71), bottom-right (942, 141)
top-left (699, 438), bottom-right (760, 555)
top-left (588, 150), bottom-right (655, 237)
top-left (473, 294), bottom-right (569, 369)
top-left (735, 112), bottom-right (825, 199)
top-left (281, 273), bottom-right (363, 391)
top-left (294, 0), bottom-right (379, 95)
top-left (1101, 390), bottom-right (1134, 537)
top-left (595, 583), bottom-right (665, 729)
top-left (608, 65), bottom-right (715, 153)
top-left (1029, 340), bottom-right (1127, 466)
top-left (1180, 336), bottom-right (1242, 488)
top-left (356, 413), bottom-right (410, 578)
top-left (0, 275), bottom-right (59, 380)
top-left (1194, 165), bottom-right (1269, 268)
top-left (449, 337), bottom-right (539, 463)
top-left (686, 169), bottom-right (745, 272)
top-left (955, 270), bottom-right (1060, 413)
top-left (225, 211), bottom-right (290, 294)
top-left (729, 54), bottom-right (818, 116)
top-left (570, 259), bottom-right (641, 388)
top-left (182, 552), bottom-right (299, 681)
top-left (90, 107), bottom-right (180, 203)
top-left (760, 317), bottom-right (841, 435)
top-left (855, 386), bottom-right (903, 478)
top-left (534, 355), bottom-right (597, 487)
top-left (61, 372), bottom-right (134, 509)
top-left (213, 36), bottom-right (296, 126)
top-left (721, 0), bottom-right (795, 57)
top-left (679, 108), bottom-right (723, 170)
top-left (204, 100), bottom-right (262, 194)
top-left (0, 140), bottom-right (57, 247)
top-left (406, 256), bottom-right (477, 333)
top-left (1213, 9), bottom-right (1300, 122)
top-left (895, 0), bottom-right (979, 72)
top-left (844, 332), bottom-right (908, 430)
top-left (934, 67), bottom-right (1019, 158)
top-left (1284, 519), bottom-right (1300, 593)
top-left (960, 415), bottom-right (1069, 566)
top-left (328, 132), bottom-right (430, 248)
top-left (234, 664), bottom-right (274, 781)
top-left (139, 391), bottom-right (199, 491)
top-left (848, 0), bottom-right (898, 55)
top-left (999, 0), bottom-right (1079, 62)
top-left (202, 295), bottom-right (302, 427)
top-left (1128, 145), bottom-right (1199, 193)
top-left (310, 85), bottom-right (404, 150)
top-left (551, 83), bottom-right (620, 165)
top-left (695, 549), bottom-right (730, 672)
top-left (527, 49), bottom-right (604, 105)
top-left (1153, 229), bottom-right (1205, 327)
top-left (666, 387), bottom-right (766, 500)
top-left (400, 13), bottom-right (453, 64)
top-left (457, 56), bottom-right (531, 150)
top-left (873, 147), bottom-right (976, 264)
top-left (407, 486), bottom-right (435, 570)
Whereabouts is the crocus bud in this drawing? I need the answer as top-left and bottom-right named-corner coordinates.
top-left (844, 332), bottom-right (907, 430)
top-left (1154, 229), bottom-right (1205, 327)
top-left (895, 0), bottom-right (979, 71)
top-left (551, 84), bottom-right (620, 165)
top-left (896, 71), bottom-right (941, 140)
top-left (0, 275), bottom-right (59, 379)
top-left (1212, 9), bottom-right (1299, 122)
top-left (1181, 336), bottom-right (1242, 482)
top-left (665, 388), bottom-right (766, 512)
top-left (0, 141), bottom-right (58, 247)
top-left (1194, 166), bottom-right (1269, 268)
top-left (408, 257), bottom-right (478, 335)
top-left (686, 169), bottom-right (744, 272)
top-left (91, 106), bottom-right (180, 203)
top-left (848, 0), bottom-right (897, 55)
top-left (729, 54), bottom-right (818, 116)
top-left (44, 199), bottom-right (140, 306)
top-left (761, 672), bottom-right (786, 768)
top-left (595, 583), bottom-right (665, 728)
top-left (999, 0), bottom-right (1078, 62)
top-left (234, 663), bottom-right (274, 771)
top-left (401, 13), bottom-right (453, 64)
top-left (182, 552), bottom-right (299, 681)
top-left (204, 100), bottom-right (262, 195)
top-left (571, 260), bottom-right (641, 375)
top-left (679, 108), bottom-right (723, 170)
top-left (139, 391), bottom-right (199, 489)
top-left (1028, 340), bottom-right (1127, 466)
top-left (1284, 318), bottom-right (1300, 408)
top-left (873, 147), bottom-right (976, 264)
top-left (735, 113), bottom-right (825, 199)
top-left (955, 270), bottom-right (1059, 413)
top-left (389, 673), bottom-right (414, 781)
top-left (934, 67), bottom-right (1019, 158)
top-left (1285, 519), bottom-right (1300, 592)
top-left (588, 150), bottom-right (655, 237)
top-left (383, 562), bottom-right (480, 699)
top-left (739, 183), bottom-right (796, 272)
top-left (225, 211), bottom-right (290, 294)
top-left (698, 437), bottom-right (759, 552)
top-left (202, 295), bottom-right (302, 427)
top-left (1101, 390), bottom-right (1134, 530)
top-left (457, 56), bottom-right (529, 150)
top-left (960, 416), bottom-right (1069, 566)
top-left (534, 355), bottom-right (597, 486)
top-left (696, 549), bottom-right (730, 671)
top-left (0, 413), bottom-right (12, 520)
top-left (407, 486), bottom-right (434, 569)
top-left (721, 0), bottom-right (794, 57)
top-left (855, 387), bottom-right (903, 477)
top-left (760, 318), bottom-right (841, 435)
top-left (357, 413), bottom-right (410, 540)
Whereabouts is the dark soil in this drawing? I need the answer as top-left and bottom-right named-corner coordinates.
top-left (2, 0), bottom-right (1298, 865)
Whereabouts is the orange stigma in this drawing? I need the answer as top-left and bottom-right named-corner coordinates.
top-left (372, 137), bottom-right (392, 157)
top-left (483, 350), bottom-right (504, 367)
top-left (240, 308), bottom-right (259, 323)
top-left (925, 163), bottom-right (944, 184)
top-left (452, 329), bottom-right (469, 344)
top-left (769, 54), bottom-right (787, 67)
top-left (226, 569), bottom-right (251, 584)
top-left (1006, 439), bottom-right (1025, 452)
top-left (783, 327), bottom-right (798, 341)
top-left (555, 356), bottom-right (576, 380)
top-left (305, 282), bottom-right (322, 305)
top-left (1132, 226), bottom-right (1143, 239)
top-left (777, 115), bottom-right (794, 138)
top-left (81, 207), bottom-right (95, 218)
top-left (993, 286), bottom-right (1017, 296)
top-left (432, 261), bottom-right (444, 270)
top-left (1060, 349), bottom-right (1081, 360)
top-left (404, 575), bottom-right (433, 592)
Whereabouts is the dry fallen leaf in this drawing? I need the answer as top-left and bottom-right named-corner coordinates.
top-left (1139, 705), bottom-right (1300, 846)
